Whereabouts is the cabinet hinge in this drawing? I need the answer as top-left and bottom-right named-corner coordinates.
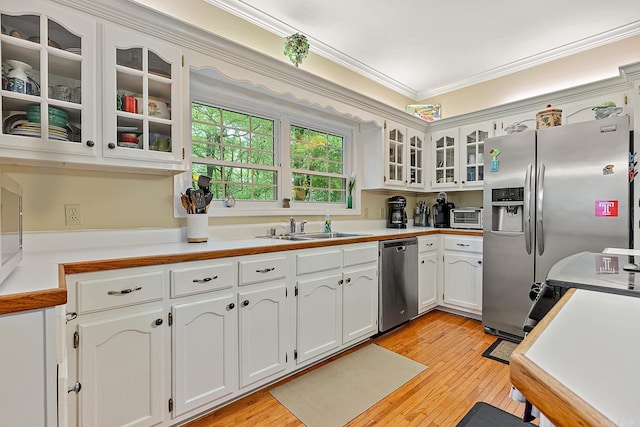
top-left (294, 349), bottom-right (298, 360)
top-left (294, 286), bottom-right (298, 297)
top-left (181, 55), bottom-right (184, 67)
top-left (168, 398), bottom-right (173, 413)
top-left (73, 331), bottom-right (79, 349)
top-left (493, 122), bottom-right (497, 131)
top-left (384, 120), bottom-right (387, 130)
top-left (286, 352), bottom-right (288, 363)
top-left (285, 288), bottom-right (288, 298)
top-left (168, 312), bottom-right (173, 326)
top-left (182, 148), bottom-right (185, 160)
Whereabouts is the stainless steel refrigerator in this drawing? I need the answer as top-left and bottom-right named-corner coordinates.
top-left (482, 115), bottom-right (632, 338)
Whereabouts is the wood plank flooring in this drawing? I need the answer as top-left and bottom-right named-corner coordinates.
top-left (185, 310), bottom-right (532, 426)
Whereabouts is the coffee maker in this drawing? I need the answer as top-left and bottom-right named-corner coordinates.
top-left (387, 196), bottom-right (407, 229)
top-left (432, 192), bottom-right (455, 228)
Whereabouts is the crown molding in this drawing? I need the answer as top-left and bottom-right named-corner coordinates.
top-left (51, 0), bottom-right (428, 131)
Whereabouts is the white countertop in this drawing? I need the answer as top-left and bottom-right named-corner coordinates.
top-left (2, 221), bottom-right (471, 299)
top-left (512, 289), bottom-right (640, 426)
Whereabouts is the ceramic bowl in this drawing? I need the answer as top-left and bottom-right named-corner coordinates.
top-left (26, 104), bottom-right (68, 127)
top-left (135, 97), bottom-right (170, 119)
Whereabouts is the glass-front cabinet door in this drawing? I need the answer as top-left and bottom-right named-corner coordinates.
top-left (385, 123), bottom-right (406, 186)
top-left (407, 129), bottom-right (425, 189)
top-left (431, 128), bottom-right (459, 188)
top-left (459, 121), bottom-right (493, 188)
top-left (103, 24), bottom-right (183, 166)
top-left (0, 4), bottom-right (96, 158)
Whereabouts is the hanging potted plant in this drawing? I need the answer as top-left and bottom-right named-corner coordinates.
top-left (284, 33), bottom-right (309, 67)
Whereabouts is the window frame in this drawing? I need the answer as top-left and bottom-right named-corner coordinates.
top-left (176, 77), bottom-right (359, 218)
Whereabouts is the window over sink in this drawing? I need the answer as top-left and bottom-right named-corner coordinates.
top-left (184, 75), bottom-right (355, 216)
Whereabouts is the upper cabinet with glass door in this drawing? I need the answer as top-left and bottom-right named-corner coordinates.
top-left (0, 3), bottom-right (96, 161)
top-left (459, 122), bottom-right (493, 188)
top-left (366, 121), bottom-right (425, 190)
top-left (102, 24), bottom-right (184, 170)
top-left (430, 128), bottom-right (459, 189)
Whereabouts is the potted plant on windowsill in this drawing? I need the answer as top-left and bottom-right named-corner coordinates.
top-left (293, 175), bottom-right (310, 201)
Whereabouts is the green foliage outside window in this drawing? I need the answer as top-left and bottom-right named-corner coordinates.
top-left (191, 103), bottom-right (348, 205)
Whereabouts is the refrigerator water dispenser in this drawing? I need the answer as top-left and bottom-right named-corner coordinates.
top-left (491, 187), bottom-right (524, 233)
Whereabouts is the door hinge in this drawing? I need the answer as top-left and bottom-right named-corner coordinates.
top-left (294, 286), bottom-right (298, 297)
top-left (168, 312), bottom-right (173, 327)
top-left (294, 349), bottom-right (298, 360)
top-left (73, 331), bottom-right (79, 349)
top-left (168, 398), bottom-right (173, 413)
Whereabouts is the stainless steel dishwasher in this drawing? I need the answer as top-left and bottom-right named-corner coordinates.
top-left (379, 237), bottom-right (418, 332)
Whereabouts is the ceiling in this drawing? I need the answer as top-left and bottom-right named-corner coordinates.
top-left (205, 0), bottom-right (640, 100)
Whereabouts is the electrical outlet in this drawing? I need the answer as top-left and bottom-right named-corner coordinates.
top-left (65, 204), bottom-right (81, 226)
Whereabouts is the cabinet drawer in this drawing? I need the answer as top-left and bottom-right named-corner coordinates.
top-left (418, 236), bottom-right (439, 253)
top-left (239, 256), bottom-right (288, 285)
top-left (444, 236), bottom-right (482, 253)
top-left (343, 243), bottom-right (378, 267)
top-left (76, 271), bottom-right (164, 314)
top-left (296, 249), bottom-right (342, 275)
top-left (170, 261), bottom-right (235, 298)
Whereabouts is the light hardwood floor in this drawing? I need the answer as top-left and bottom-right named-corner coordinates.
top-left (185, 310), bottom-right (531, 426)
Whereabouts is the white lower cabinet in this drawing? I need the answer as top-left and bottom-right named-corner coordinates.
top-left (78, 308), bottom-right (166, 427)
top-left (418, 236), bottom-right (439, 313)
top-left (237, 282), bottom-right (289, 389)
top-left (442, 236), bottom-right (483, 314)
top-left (172, 293), bottom-right (237, 417)
top-left (0, 308), bottom-right (57, 427)
top-left (295, 243), bottom-right (378, 365)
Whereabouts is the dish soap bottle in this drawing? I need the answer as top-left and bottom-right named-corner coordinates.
top-left (324, 211), bottom-right (332, 233)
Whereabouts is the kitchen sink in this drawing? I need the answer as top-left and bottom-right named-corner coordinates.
top-left (258, 232), bottom-right (368, 240)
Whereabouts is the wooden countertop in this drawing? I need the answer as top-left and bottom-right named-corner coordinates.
top-left (0, 227), bottom-right (482, 316)
top-left (511, 288), bottom-right (640, 426)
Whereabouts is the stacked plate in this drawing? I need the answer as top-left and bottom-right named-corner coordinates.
top-left (11, 121), bottom-right (69, 141)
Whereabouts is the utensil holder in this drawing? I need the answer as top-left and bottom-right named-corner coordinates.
top-left (187, 214), bottom-right (208, 243)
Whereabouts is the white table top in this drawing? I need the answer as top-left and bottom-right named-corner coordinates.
top-left (515, 289), bottom-right (640, 426)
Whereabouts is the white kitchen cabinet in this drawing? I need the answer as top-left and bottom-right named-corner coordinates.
top-left (295, 243), bottom-right (378, 364)
top-left (78, 308), bottom-right (166, 427)
top-left (296, 271), bottom-right (343, 363)
top-left (172, 293), bottom-right (237, 417)
top-left (0, 2), bottom-right (98, 162)
top-left (237, 282), bottom-right (289, 389)
top-left (0, 308), bottom-right (57, 427)
top-left (362, 121), bottom-right (426, 190)
top-left (65, 266), bottom-right (168, 427)
top-left (418, 236), bottom-right (439, 313)
top-left (458, 121), bottom-right (493, 188)
top-left (342, 264), bottom-right (378, 345)
top-left (429, 122), bottom-right (492, 190)
top-left (442, 236), bottom-right (483, 315)
top-left (102, 23), bottom-right (184, 170)
top-left (429, 127), bottom-right (459, 189)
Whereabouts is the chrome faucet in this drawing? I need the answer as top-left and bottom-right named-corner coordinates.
top-left (289, 216), bottom-right (296, 233)
top-left (300, 220), bottom-right (308, 233)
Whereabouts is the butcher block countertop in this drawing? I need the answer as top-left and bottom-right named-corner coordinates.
top-left (0, 225), bottom-right (482, 315)
top-left (510, 288), bottom-right (640, 426)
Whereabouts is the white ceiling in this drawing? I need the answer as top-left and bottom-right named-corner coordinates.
top-left (205, 0), bottom-right (640, 100)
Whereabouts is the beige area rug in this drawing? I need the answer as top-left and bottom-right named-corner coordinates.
top-left (481, 338), bottom-right (520, 365)
top-left (270, 344), bottom-right (427, 427)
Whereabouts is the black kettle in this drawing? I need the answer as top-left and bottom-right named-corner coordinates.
top-left (432, 192), bottom-right (454, 228)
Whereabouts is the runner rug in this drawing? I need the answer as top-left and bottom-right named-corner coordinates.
top-left (270, 344), bottom-right (427, 427)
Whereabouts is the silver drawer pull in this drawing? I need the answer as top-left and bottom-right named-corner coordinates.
top-left (456, 243), bottom-right (470, 247)
top-left (107, 286), bottom-right (142, 296)
top-left (256, 267), bottom-right (275, 273)
top-left (193, 275), bottom-right (218, 283)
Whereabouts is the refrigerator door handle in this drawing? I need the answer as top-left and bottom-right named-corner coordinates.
top-left (524, 163), bottom-right (533, 254)
top-left (536, 163), bottom-right (545, 255)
